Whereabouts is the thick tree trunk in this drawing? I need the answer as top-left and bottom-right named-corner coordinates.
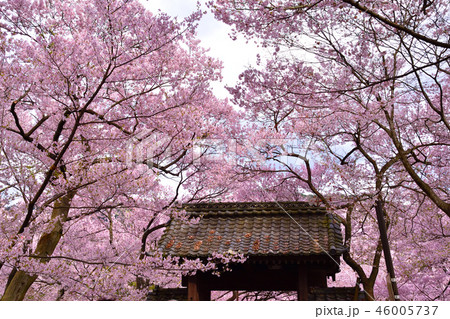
top-left (1, 271), bottom-right (37, 301)
top-left (362, 284), bottom-right (375, 301)
top-left (1, 192), bottom-right (75, 301)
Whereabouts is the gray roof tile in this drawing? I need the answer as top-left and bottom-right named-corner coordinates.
top-left (159, 202), bottom-right (345, 258)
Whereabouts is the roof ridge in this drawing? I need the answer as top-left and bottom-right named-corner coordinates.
top-left (181, 201), bottom-right (321, 212)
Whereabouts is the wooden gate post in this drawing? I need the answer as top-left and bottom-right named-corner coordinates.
top-left (187, 275), bottom-right (210, 301)
top-left (297, 266), bottom-right (309, 301)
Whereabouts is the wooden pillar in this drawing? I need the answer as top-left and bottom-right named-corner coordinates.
top-left (297, 265), bottom-right (309, 301)
top-left (187, 275), bottom-right (210, 301)
top-left (309, 269), bottom-right (327, 288)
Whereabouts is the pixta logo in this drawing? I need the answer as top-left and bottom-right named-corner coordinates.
top-left (125, 131), bottom-right (301, 169)
top-left (125, 130), bottom-right (171, 169)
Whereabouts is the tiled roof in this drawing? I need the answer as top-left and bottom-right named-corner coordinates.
top-left (159, 202), bottom-right (345, 258)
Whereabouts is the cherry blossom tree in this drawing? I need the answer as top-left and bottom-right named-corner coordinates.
top-left (0, 0), bottom-right (238, 300)
top-left (1, 0), bottom-right (448, 301)
top-left (210, 0), bottom-right (449, 300)
top-left (211, 0), bottom-right (449, 215)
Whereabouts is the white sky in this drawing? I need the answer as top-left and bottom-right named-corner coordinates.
top-left (141, 0), bottom-right (259, 99)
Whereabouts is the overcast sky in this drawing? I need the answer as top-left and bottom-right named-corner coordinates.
top-left (141, 0), bottom-right (259, 99)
